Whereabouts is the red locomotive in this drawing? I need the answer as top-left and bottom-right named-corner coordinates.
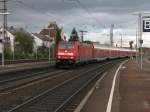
top-left (56, 41), bottom-right (136, 67)
top-left (56, 41), bottom-right (93, 66)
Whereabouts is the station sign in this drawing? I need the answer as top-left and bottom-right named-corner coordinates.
top-left (143, 16), bottom-right (150, 32)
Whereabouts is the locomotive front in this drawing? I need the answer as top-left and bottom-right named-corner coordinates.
top-left (56, 41), bottom-right (78, 66)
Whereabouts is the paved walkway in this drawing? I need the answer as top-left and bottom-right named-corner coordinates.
top-left (81, 61), bottom-right (121, 112)
top-left (80, 59), bottom-right (150, 112)
top-left (120, 60), bottom-right (150, 112)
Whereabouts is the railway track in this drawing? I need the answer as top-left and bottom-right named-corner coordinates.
top-left (0, 61), bottom-right (103, 112)
top-left (8, 59), bottom-right (125, 112)
top-left (0, 59), bottom-right (49, 65)
top-left (0, 65), bottom-right (54, 82)
top-left (0, 62), bottom-right (98, 93)
top-left (0, 61), bottom-right (108, 94)
top-left (0, 69), bottom-right (65, 92)
top-left (0, 60), bottom-right (53, 76)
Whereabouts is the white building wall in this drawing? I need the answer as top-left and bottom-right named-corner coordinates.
top-left (7, 31), bottom-right (15, 52)
top-left (31, 34), bottom-right (43, 47)
top-left (0, 28), bottom-right (15, 53)
top-left (44, 41), bottom-right (53, 48)
top-left (31, 34), bottom-right (43, 52)
top-left (31, 33), bottom-right (53, 50)
top-left (61, 27), bottom-right (65, 40)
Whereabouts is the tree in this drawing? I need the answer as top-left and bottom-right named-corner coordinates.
top-left (84, 40), bottom-right (93, 44)
top-left (4, 42), bottom-right (12, 60)
top-left (37, 43), bottom-right (48, 58)
top-left (69, 28), bottom-right (79, 41)
top-left (14, 31), bottom-right (34, 59)
top-left (56, 29), bottom-right (62, 45)
top-left (52, 29), bottom-right (62, 59)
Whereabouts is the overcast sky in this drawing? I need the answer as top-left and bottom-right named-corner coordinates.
top-left (1, 0), bottom-right (150, 47)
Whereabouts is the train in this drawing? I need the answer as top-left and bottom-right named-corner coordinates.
top-left (56, 41), bottom-right (136, 67)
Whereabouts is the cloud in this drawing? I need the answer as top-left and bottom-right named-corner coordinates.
top-left (0, 0), bottom-right (150, 47)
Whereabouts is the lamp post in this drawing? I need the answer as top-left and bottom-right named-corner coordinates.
top-left (135, 24), bottom-right (138, 62)
top-left (118, 25), bottom-right (123, 48)
top-left (131, 12), bottom-right (150, 69)
top-left (139, 13), bottom-right (143, 69)
top-left (118, 33), bottom-right (123, 48)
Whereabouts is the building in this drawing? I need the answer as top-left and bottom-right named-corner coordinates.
top-left (60, 26), bottom-right (65, 40)
top-left (0, 26), bottom-right (39, 54)
top-left (31, 33), bottom-right (53, 52)
top-left (0, 27), bottom-right (16, 53)
top-left (39, 21), bottom-right (65, 43)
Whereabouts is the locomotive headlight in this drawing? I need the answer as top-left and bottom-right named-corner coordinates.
top-left (58, 56), bottom-right (61, 59)
top-left (58, 52), bottom-right (65, 55)
top-left (70, 56), bottom-right (74, 59)
top-left (68, 53), bottom-right (74, 56)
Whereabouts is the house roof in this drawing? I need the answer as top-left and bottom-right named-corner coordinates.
top-left (7, 27), bottom-right (20, 34)
top-left (6, 26), bottom-right (34, 38)
top-left (7, 26), bottom-right (30, 35)
top-left (39, 21), bottom-right (60, 38)
top-left (32, 33), bottom-right (51, 41)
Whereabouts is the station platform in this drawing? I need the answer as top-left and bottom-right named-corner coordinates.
top-left (0, 61), bottom-right (54, 73)
top-left (79, 59), bottom-right (150, 112)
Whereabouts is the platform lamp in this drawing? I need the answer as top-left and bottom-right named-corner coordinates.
top-left (132, 12), bottom-right (150, 69)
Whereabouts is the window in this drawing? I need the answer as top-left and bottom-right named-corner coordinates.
top-left (59, 41), bottom-right (74, 49)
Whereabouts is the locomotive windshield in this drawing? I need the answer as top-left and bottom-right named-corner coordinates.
top-left (59, 41), bottom-right (74, 49)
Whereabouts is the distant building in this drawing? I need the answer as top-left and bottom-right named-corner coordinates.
top-left (0, 27), bottom-right (17, 53)
top-left (39, 22), bottom-right (60, 43)
top-left (31, 33), bottom-right (52, 52)
top-left (0, 26), bottom-right (35, 54)
top-left (60, 27), bottom-right (65, 40)
top-left (69, 28), bottom-right (79, 41)
top-left (39, 21), bottom-right (65, 42)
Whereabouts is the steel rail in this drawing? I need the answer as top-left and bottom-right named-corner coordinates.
top-left (0, 70), bottom-right (66, 92)
top-left (0, 61), bottom-right (105, 93)
top-left (7, 59), bottom-right (124, 112)
top-left (0, 59), bottom-right (49, 65)
top-left (2, 63), bottom-right (98, 112)
top-left (0, 68), bottom-right (59, 84)
top-left (54, 60), bottom-right (120, 112)
top-left (0, 65), bottom-right (54, 81)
